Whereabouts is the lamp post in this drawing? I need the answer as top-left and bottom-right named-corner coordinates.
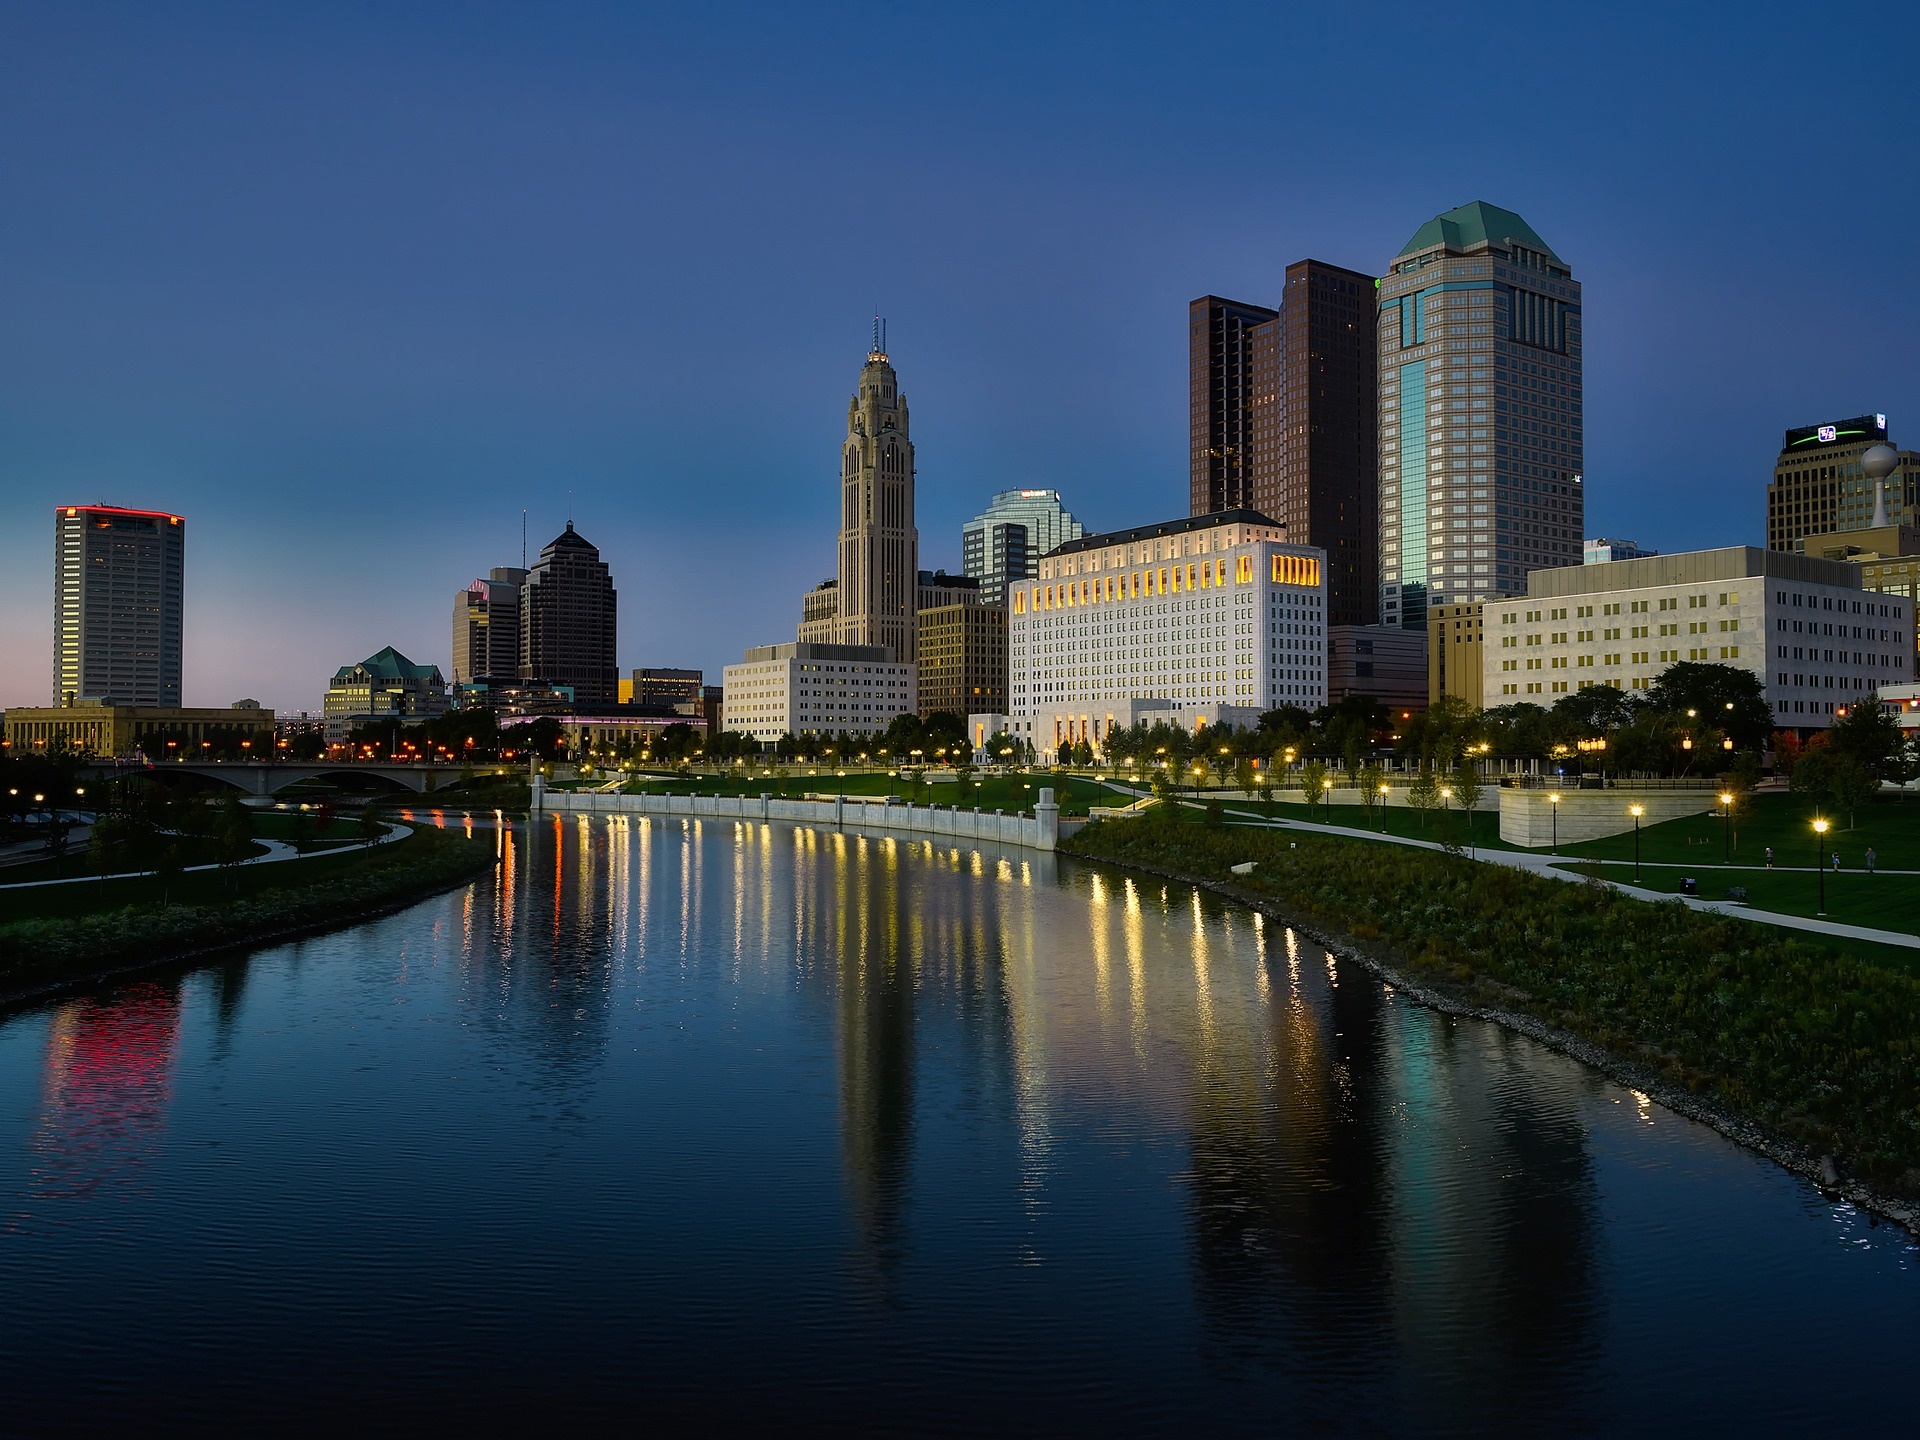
top-left (1629, 803), bottom-right (1645, 881)
top-left (1548, 791), bottom-right (1560, 852)
top-left (1377, 781), bottom-right (1389, 833)
top-left (1719, 791), bottom-right (1734, 863)
top-left (1813, 817), bottom-right (1830, 915)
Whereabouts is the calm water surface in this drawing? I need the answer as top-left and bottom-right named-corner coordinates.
top-left (0, 813), bottom-right (1914, 1434)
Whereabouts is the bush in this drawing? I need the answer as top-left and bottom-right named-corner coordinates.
top-left (1065, 819), bottom-right (1920, 1194)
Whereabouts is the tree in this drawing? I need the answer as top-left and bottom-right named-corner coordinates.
top-left (357, 804), bottom-right (385, 847)
top-left (1643, 661), bottom-right (1774, 751)
top-left (1358, 761), bottom-right (1387, 826)
top-left (1406, 765), bottom-right (1441, 831)
top-left (1299, 759), bottom-right (1330, 821)
top-left (1826, 701), bottom-right (1908, 783)
top-left (155, 842), bottom-right (186, 908)
top-left (1254, 761), bottom-right (1275, 815)
top-left (1450, 758), bottom-right (1484, 853)
top-left (214, 796), bottom-right (256, 891)
top-left (1232, 757), bottom-right (1256, 797)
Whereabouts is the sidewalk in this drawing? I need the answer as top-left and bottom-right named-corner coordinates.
top-left (0, 821), bottom-right (409, 892)
top-left (1165, 797), bottom-right (1920, 953)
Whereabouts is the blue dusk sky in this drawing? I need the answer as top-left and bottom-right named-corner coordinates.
top-left (2, 2), bottom-right (1914, 712)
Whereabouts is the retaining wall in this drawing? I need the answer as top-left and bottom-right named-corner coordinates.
top-left (1499, 787), bottom-right (1718, 847)
top-left (536, 785), bottom-right (1061, 852)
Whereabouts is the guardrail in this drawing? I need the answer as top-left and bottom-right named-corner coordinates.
top-left (533, 781), bottom-right (1063, 852)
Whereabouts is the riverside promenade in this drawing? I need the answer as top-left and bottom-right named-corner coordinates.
top-left (534, 777), bottom-right (1065, 852)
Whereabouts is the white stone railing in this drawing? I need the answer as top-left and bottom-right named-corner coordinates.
top-left (533, 781), bottom-right (1061, 851)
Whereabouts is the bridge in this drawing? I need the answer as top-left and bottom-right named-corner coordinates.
top-left (82, 760), bottom-right (516, 796)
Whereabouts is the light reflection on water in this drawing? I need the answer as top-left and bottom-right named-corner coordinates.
top-left (0, 812), bottom-right (1912, 1434)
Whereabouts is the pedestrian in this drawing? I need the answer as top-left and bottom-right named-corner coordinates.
top-left (1832, 850), bottom-right (1842, 872)
top-left (1867, 847), bottom-right (1877, 874)
top-left (1765, 845), bottom-right (1774, 869)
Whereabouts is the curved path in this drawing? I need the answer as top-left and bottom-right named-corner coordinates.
top-left (0, 821), bottom-right (409, 892)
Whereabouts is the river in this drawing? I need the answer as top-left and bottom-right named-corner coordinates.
top-left (0, 812), bottom-right (1914, 1434)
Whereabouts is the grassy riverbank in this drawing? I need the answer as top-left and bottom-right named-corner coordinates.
top-left (0, 824), bottom-right (497, 996)
top-left (1064, 818), bottom-right (1920, 1200)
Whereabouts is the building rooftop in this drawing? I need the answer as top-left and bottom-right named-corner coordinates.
top-left (1397, 201), bottom-right (1561, 264)
top-left (335, 646), bottom-right (444, 683)
top-left (1519, 546), bottom-right (1860, 600)
top-left (1048, 508), bottom-right (1284, 558)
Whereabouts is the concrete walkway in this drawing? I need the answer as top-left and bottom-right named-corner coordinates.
top-left (0, 820), bottom-right (410, 892)
top-left (1143, 792), bottom-right (1920, 953)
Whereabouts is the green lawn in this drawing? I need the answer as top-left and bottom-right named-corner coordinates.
top-left (1560, 859), bottom-right (1920, 935)
top-left (611, 770), bottom-right (1123, 817)
top-left (1559, 789), bottom-right (1920, 870)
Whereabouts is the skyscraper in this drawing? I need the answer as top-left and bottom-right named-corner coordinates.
top-left (1766, 414), bottom-right (1919, 552)
top-left (962, 489), bottom-right (1085, 607)
top-left (1269, 260), bottom-right (1379, 625)
top-left (520, 523), bottom-right (617, 705)
top-left (827, 328), bottom-right (919, 664)
top-left (53, 504), bottom-right (185, 707)
top-left (451, 566), bottom-right (527, 686)
top-left (1377, 202), bottom-right (1583, 630)
top-left (1189, 296), bottom-right (1278, 516)
top-left (1189, 268), bottom-right (1379, 626)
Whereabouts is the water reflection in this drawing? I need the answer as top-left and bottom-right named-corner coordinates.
top-left (20, 982), bottom-right (183, 1214)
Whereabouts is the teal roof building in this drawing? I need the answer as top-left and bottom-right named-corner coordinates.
top-left (1376, 202), bottom-right (1583, 637)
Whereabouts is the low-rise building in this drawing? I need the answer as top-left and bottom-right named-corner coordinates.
top-left (1327, 625), bottom-right (1427, 710)
top-left (917, 603), bottom-right (1007, 719)
top-left (323, 646), bottom-right (448, 739)
top-left (722, 643), bottom-right (915, 745)
top-left (1008, 508), bottom-right (1326, 759)
top-left (619, 668), bottom-right (704, 707)
top-left (1584, 538), bottom-right (1657, 564)
top-left (1428, 602), bottom-right (1485, 708)
top-left (1482, 546), bottom-right (1909, 730)
top-left (4, 699), bottom-right (275, 757)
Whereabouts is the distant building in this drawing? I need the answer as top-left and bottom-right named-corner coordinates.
top-left (722, 642), bottom-right (915, 744)
top-left (1379, 202), bottom-right (1584, 629)
top-left (1428, 602), bottom-right (1486, 709)
top-left (962, 489), bottom-right (1085, 608)
top-left (520, 523), bottom-right (618, 706)
top-left (1264, 261), bottom-right (1382, 627)
top-left (323, 646), bottom-right (448, 739)
top-left (1010, 509), bottom-right (1325, 760)
top-left (1327, 625), bottom-right (1427, 710)
top-left (917, 603), bottom-right (1008, 719)
top-left (620, 668), bottom-right (703, 707)
top-left (1482, 547), bottom-right (1908, 731)
top-left (1767, 413), bottom-right (1919, 553)
top-left (1189, 296), bottom-right (1278, 517)
top-left (53, 504), bottom-right (186, 707)
top-left (1584, 538), bottom-right (1656, 564)
top-left (796, 579), bottom-right (839, 644)
top-left (916, 569), bottom-right (980, 611)
top-left (1802, 523), bottom-right (1920, 668)
top-left (451, 566), bottom-right (527, 685)
top-left (5, 700), bottom-right (273, 757)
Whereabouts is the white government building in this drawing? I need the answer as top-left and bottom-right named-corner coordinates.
top-left (1009, 509), bottom-right (1329, 759)
top-left (1481, 546), bottom-right (1909, 727)
top-left (720, 643), bottom-right (915, 744)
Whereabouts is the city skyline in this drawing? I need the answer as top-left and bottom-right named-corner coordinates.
top-left (2, 4), bottom-right (1915, 711)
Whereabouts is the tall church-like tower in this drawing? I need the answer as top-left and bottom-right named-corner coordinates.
top-left (833, 324), bottom-right (919, 663)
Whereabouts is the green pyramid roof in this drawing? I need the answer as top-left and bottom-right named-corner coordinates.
top-left (336, 645), bottom-right (443, 683)
top-left (1397, 201), bottom-right (1561, 264)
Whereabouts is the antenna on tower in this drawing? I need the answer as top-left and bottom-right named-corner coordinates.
top-left (872, 313), bottom-right (881, 355)
top-left (522, 509), bottom-right (527, 568)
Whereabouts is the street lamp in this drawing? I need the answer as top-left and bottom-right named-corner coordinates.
top-left (1719, 791), bottom-right (1734, 863)
top-left (1377, 781), bottom-right (1389, 833)
top-left (1548, 791), bottom-right (1560, 852)
top-left (1629, 804), bottom-right (1645, 881)
top-left (1813, 817), bottom-right (1830, 915)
